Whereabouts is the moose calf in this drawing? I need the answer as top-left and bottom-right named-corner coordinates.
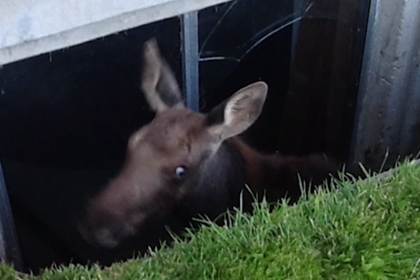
top-left (79, 39), bottom-right (341, 249)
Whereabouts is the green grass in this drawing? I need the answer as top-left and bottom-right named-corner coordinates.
top-left (2, 160), bottom-right (420, 279)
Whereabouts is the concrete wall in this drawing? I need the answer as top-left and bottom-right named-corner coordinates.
top-left (0, 0), bottom-right (232, 65)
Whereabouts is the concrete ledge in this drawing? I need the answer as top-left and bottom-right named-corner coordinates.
top-left (0, 0), bottom-right (232, 66)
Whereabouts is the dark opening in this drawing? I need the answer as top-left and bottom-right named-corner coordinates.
top-left (0, 0), bottom-right (369, 273)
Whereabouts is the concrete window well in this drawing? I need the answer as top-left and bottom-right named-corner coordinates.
top-left (1, 0), bottom-right (419, 274)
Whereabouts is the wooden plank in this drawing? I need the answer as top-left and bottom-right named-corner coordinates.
top-left (0, 0), bottom-right (232, 65)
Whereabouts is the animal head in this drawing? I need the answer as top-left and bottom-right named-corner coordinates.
top-left (79, 39), bottom-right (268, 248)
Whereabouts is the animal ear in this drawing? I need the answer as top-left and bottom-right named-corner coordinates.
top-left (141, 39), bottom-right (185, 112)
top-left (205, 81), bottom-right (268, 142)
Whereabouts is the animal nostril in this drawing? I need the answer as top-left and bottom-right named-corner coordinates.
top-left (110, 227), bottom-right (126, 240)
top-left (110, 224), bottom-right (137, 240)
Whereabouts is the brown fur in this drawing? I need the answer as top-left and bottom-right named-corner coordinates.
top-left (231, 137), bottom-right (339, 203)
top-left (79, 39), bottom-right (342, 250)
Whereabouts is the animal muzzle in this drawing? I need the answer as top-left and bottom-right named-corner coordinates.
top-left (78, 196), bottom-right (140, 248)
top-left (78, 172), bottom-right (171, 248)
top-left (78, 216), bottom-right (139, 249)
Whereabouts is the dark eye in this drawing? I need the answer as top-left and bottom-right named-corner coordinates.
top-left (175, 166), bottom-right (187, 179)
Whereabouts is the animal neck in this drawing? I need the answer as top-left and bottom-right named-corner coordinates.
top-left (229, 137), bottom-right (339, 204)
top-left (228, 138), bottom-right (265, 193)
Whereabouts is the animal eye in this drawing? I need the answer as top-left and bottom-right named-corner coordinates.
top-left (175, 166), bottom-right (187, 179)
